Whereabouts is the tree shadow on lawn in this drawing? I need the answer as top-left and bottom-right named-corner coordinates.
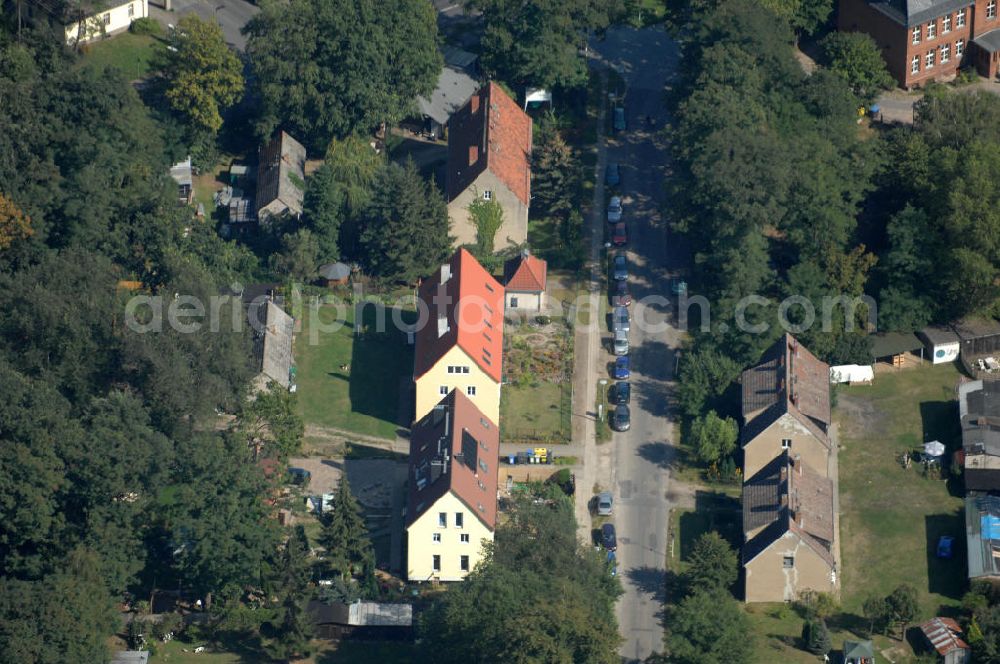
top-left (677, 491), bottom-right (742, 557)
top-left (919, 399), bottom-right (963, 497)
top-left (925, 511), bottom-right (966, 601)
top-left (348, 305), bottom-right (415, 428)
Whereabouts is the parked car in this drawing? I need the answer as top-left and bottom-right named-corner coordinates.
top-left (613, 355), bottom-right (630, 379)
top-left (287, 467), bottom-right (311, 486)
top-left (671, 278), bottom-right (688, 296)
top-left (607, 196), bottom-right (623, 223)
top-left (607, 550), bottom-right (618, 577)
top-left (612, 222), bottom-right (628, 246)
top-left (612, 254), bottom-right (628, 281)
top-left (597, 491), bottom-right (613, 516)
top-left (605, 162), bottom-right (620, 186)
top-left (613, 305), bottom-right (630, 333)
top-left (937, 535), bottom-right (955, 559)
top-left (612, 280), bottom-right (632, 307)
top-left (613, 107), bottom-right (626, 132)
top-left (601, 522), bottom-right (618, 551)
top-left (613, 330), bottom-right (629, 356)
top-left (611, 404), bottom-right (631, 431)
top-left (612, 381), bottom-right (631, 404)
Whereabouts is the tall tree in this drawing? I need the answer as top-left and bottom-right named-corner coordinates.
top-left (234, 387), bottom-right (304, 462)
top-left (690, 411), bottom-right (738, 465)
top-left (264, 526), bottom-right (315, 662)
top-left (667, 590), bottom-right (753, 664)
top-left (244, 0), bottom-right (441, 150)
top-left (269, 229), bottom-right (321, 283)
top-left (358, 161), bottom-right (451, 283)
top-left (819, 31), bottom-right (894, 104)
top-left (683, 531), bottom-right (738, 593)
top-left (320, 478), bottom-right (374, 579)
top-left (0, 193), bottom-right (32, 251)
top-left (162, 15), bottom-right (244, 134)
top-left (531, 118), bottom-right (577, 219)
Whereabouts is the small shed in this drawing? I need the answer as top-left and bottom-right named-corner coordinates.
top-left (843, 639), bottom-right (874, 664)
top-left (169, 157), bottom-right (193, 206)
top-left (318, 262), bottom-right (352, 287)
top-left (955, 318), bottom-right (1000, 375)
top-left (111, 652), bottom-right (150, 664)
top-left (503, 252), bottom-right (547, 311)
top-left (919, 617), bottom-right (970, 664)
top-left (920, 325), bottom-right (961, 365)
top-left (870, 331), bottom-right (923, 366)
top-left (307, 600), bottom-right (413, 640)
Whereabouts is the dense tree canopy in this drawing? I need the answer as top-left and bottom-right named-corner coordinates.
top-left (244, 0), bottom-right (441, 151)
top-left (421, 497), bottom-right (622, 663)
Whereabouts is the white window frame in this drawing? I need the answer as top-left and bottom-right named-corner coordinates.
top-left (927, 20), bottom-right (936, 39)
top-left (926, 50), bottom-right (936, 69)
top-left (990, 0), bottom-right (998, 19)
top-left (432, 533), bottom-right (441, 543)
top-left (912, 26), bottom-right (921, 44)
top-left (957, 39), bottom-right (965, 57)
top-left (781, 438), bottom-right (792, 450)
top-left (941, 43), bottom-right (951, 63)
top-left (455, 513), bottom-right (464, 529)
top-left (783, 555), bottom-right (795, 569)
top-left (102, 12), bottom-right (111, 25)
top-left (460, 555), bottom-right (470, 572)
top-left (467, 386), bottom-right (476, 396)
top-left (439, 385), bottom-right (448, 395)
top-left (460, 533), bottom-right (470, 543)
top-left (510, 296), bottom-right (519, 308)
top-left (432, 554), bottom-right (441, 572)
top-left (438, 512), bottom-right (447, 528)
top-left (912, 55), bottom-right (920, 74)
top-left (943, 14), bottom-right (952, 33)
top-left (483, 190), bottom-right (493, 200)
top-left (957, 8), bottom-right (967, 27)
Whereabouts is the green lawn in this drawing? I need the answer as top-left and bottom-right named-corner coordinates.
top-left (501, 380), bottom-right (571, 443)
top-left (81, 32), bottom-right (162, 80)
top-left (668, 362), bottom-right (965, 663)
top-left (295, 301), bottom-right (414, 440)
top-left (838, 362), bottom-right (964, 617)
top-left (151, 640), bottom-right (241, 663)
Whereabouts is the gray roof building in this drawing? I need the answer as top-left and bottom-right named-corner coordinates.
top-left (249, 299), bottom-right (294, 390)
top-left (417, 46), bottom-right (479, 134)
top-left (868, 0), bottom-right (972, 27)
top-left (256, 131), bottom-right (307, 221)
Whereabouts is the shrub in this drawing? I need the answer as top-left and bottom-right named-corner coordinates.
top-left (129, 17), bottom-right (161, 35)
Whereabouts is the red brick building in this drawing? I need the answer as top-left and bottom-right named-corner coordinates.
top-left (839, 0), bottom-right (1000, 87)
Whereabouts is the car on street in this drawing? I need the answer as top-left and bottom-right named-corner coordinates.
top-left (613, 355), bottom-right (630, 379)
top-left (671, 278), bottom-right (688, 296)
top-left (601, 523), bottom-right (618, 551)
top-left (612, 280), bottom-right (631, 307)
top-left (612, 254), bottom-right (628, 281)
top-left (611, 404), bottom-right (631, 431)
top-left (612, 381), bottom-right (631, 404)
top-left (613, 330), bottom-right (629, 356)
top-left (613, 107), bottom-right (626, 132)
top-left (613, 305), bottom-right (630, 333)
top-left (612, 222), bottom-right (628, 246)
top-left (597, 491), bottom-right (613, 516)
top-left (607, 196), bottom-right (623, 223)
top-left (605, 163), bottom-right (620, 186)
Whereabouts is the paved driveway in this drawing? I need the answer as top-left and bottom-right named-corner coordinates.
top-left (151, 0), bottom-right (258, 50)
top-left (589, 25), bottom-right (682, 662)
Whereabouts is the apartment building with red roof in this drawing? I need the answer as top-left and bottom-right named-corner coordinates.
top-left (413, 248), bottom-right (505, 424)
top-left (445, 82), bottom-right (532, 251)
top-left (405, 389), bottom-right (499, 581)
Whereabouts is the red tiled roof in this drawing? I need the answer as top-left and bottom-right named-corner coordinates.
top-left (503, 253), bottom-right (547, 293)
top-left (446, 82), bottom-right (532, 206)
top-left (406, 390), bottom-right (499, 531)
top-left (414, 248), bottom-right (505, 383)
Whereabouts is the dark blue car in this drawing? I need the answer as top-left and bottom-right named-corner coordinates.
top-left (937, 535), bottom-right (954, 559)
top-left (613, 356), bottom-right (630, 380)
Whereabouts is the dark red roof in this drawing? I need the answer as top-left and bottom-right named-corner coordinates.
top-left (503, 253), bottom-right (547, 293)
top-left (446, 82), bottom-right (532, 206)
top-left (414, 249), bottom-right (505, 383)
top-left (406, 390), bottom-right (499, 531)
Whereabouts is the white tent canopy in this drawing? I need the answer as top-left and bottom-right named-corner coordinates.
top-left (924, 440), bottom-right (946, 457)
top-left (829, 364), bottom-right (874, 384)
top-left (524, 88), bottom-right (553, 110)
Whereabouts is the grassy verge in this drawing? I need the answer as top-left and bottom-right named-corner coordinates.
top-left (80, 32), bottom-right (162, 80)
top-left (295, 302), bottom-right (414, 440)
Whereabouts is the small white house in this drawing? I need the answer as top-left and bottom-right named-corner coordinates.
top-left (919, 325), bottom-right (961, 365)
top-left (64, 0), bottom-right (147, 45)
top-left (503, 252), bottom-right (547, 311)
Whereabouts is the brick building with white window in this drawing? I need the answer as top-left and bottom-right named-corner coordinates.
top-left (839, 0), bottom-right (1000, 87)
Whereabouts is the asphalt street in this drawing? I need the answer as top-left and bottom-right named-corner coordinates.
top-left (151, 0), bottom-right (258, 50)
top-left (589, 26), bottom-right (682, 662)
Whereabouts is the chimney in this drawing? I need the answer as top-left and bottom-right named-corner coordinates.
top-left (794, 454), bottom-right (802, 475)
top-left (468, 145), bottom-right (479, 166)
top-left (441, 263), bottom-right (452, 283)
top-left (437, 313), bottom-right (450, 338)
top-left (470, 94), bottom-right (480, 114)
